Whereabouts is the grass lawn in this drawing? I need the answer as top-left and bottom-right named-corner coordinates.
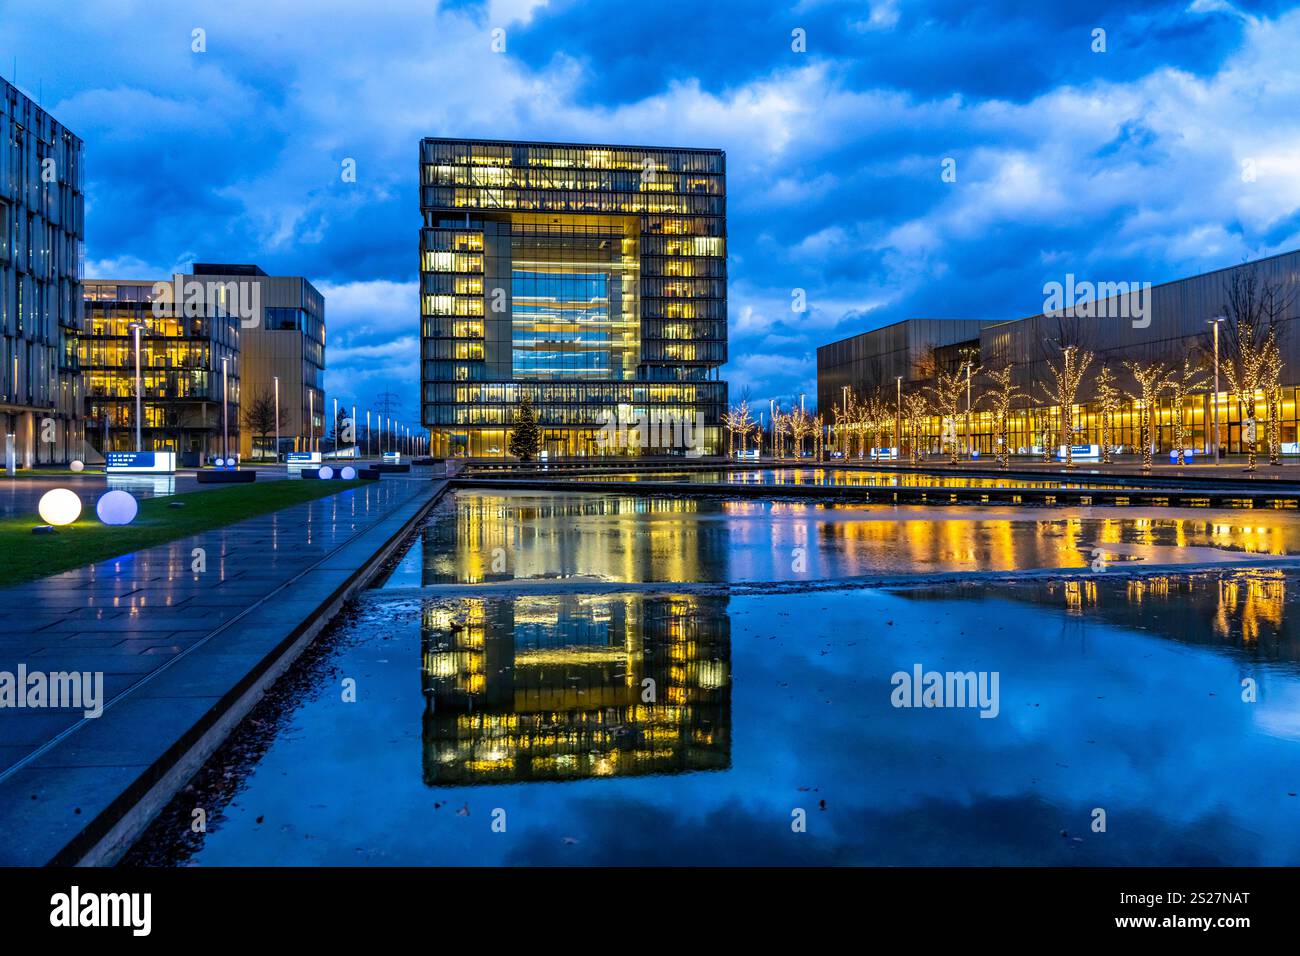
top-left (0, 479), bottom-right (365, 586)
top-left (3, 469), bottom-right (105, 477)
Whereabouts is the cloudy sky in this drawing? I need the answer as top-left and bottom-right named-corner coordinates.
top-left (4, 0), bottom-right (1300, 418)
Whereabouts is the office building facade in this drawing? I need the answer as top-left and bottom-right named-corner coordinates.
top-left (188, 264), bottom-right (325, 460)
top-left (420, 137), bottom-right (727, 458)
top-left (817, 250), bottom-right (1300, 457)
top-left (82, 279), bottom-right (241, 459)
top-left (1, 77), bottom-right (85, 466)
top-left (82, 264), bottom-right (324, 461)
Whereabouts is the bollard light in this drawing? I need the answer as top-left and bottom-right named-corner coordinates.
top-left (96, 489), bottom-right (138, 526)
top-left (38, 488), bottom-right (82, 526)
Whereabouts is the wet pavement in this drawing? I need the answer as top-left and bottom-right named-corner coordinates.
top-left (0, 474), bottom-right (441, 865)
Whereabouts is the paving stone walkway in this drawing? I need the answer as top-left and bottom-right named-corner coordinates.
top-left (0, 473), bottom-right (442, 864)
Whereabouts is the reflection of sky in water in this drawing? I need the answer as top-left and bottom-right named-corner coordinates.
top-left (133, 575), bottom-right (1300, 865)
top-left (382, 492), bottom-right (1300, 588)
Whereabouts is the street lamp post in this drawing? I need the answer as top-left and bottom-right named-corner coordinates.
top-left (273, 375), bottom-right (280, 462)
top-left (332, 398), bottom-right (338, 459)
top-left (129, 321), bottom-right (144, 452)
top-left (895, 376), bottom-right (902, 457)
top-left (352, 405), bottom-right (357, 457)
top-left (221, 356), bottom-right (229, 461)
top-left (965, 362), bottom-right (972, 460)
top-left (1209, 317), bottom-right (1224, 461)
top-left (309, 390), bottom-right (315, 454)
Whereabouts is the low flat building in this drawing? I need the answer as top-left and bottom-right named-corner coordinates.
top-left (816, 249), bottom-right (1300, 457)
top-left (0, 77), bottom-right (85, 466)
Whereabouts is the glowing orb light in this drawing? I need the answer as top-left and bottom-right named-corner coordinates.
top-left (38, 488), bottom-right (82, 526)
top-left (96, 489), bottom-right (138, 526)
top-left (319, 465), bottom-right (335, 480)
top-left (340, 466), bottom-right (356, 480)
top-left (69, 460), bottom-right (85, 473)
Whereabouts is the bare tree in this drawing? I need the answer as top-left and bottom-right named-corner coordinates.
top-left (1125, 360), bottom-right (1173, 473)
top-left (984, 365), bottom-right (1022, 471)
top-left (1215, 266), bottom-right (1296, 470)
top-left (1093, 365), bottom-right (1121, 464)
top-left (242, 390), bottom-right (277, 460)
top-left (902, 392), bottom-right (929, 464)
top-left (1167, 355), bottom-right (1206, 465)
top-left (1041, 342), bottom-right (1094, 468)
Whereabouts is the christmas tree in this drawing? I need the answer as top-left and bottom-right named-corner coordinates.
top-left (507, 394), bottom-right (542, 461)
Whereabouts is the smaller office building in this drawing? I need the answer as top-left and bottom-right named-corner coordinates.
top-left (82, 279), bottom-right (241, 460)
top-left (82, 264), bottom-right (326, 462)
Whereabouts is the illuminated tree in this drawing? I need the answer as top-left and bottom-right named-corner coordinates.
top-left (507, 395), bottom-right (542, 462)
top-left (812, 413), bottom-right (825, 461)
top-left (928, 367), bottom-right (967, 464)
top-left (902, 392), bottom-right (929, 464)
top-left (1167, 356), bottom-right (1206, 466)
top-left (984, 366), bottom-right (1022, 471)
top-left (1093, 365), bottom-right (1121, 464)
top-left (1264, 335), bottom-right (1284, 467)
top-left (1216, 267), bottom-right (1295, 471)
top-left (1041, 344), bottom-right (1094, 468)
top-left (722, 400), bottom-right (757, 458)
top-left (1125, 360), bottom-right (1172, 473)
top-left (863, 389), bottom-right (890, 460)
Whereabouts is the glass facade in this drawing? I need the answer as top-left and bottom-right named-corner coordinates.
top-left (81, 280), bottom-right (240, 457)
top-left (1, 78), bottom-right (84, 465)
top-left (420, 138), bottom-right (727, 458)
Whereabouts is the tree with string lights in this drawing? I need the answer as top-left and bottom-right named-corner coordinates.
top-left (1041, 343), bottom-right (1094, 468)
top-left (902, 392), bottom-right (929, 464)
top-left (928, 367), bottom-right (966, 464)
top-left (1167, 356), bottom-right (1206, 465)
top-left (985, 365), bottom-right (1022, 471)
top-left (1215, 267), bottom-right (1295, 471)
top-left (1093, 365), bottom-right (1121, 464)
top-left (1264, 336), bottom-right (1284, 467)
top-left (1125, 360), bottom-right (1173, 473)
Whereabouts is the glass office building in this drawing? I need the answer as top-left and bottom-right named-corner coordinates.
top-left (82, 280), bottom-right (241, 459)
top-left (420, 138), bottom-right (727, 458)
top-left (1, 78), bottom-right (85, 466)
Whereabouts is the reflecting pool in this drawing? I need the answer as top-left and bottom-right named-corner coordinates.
top-left (126, 570), bottom-right (1300, 866)
top-left (381, 491), bottom-right (1300, 587)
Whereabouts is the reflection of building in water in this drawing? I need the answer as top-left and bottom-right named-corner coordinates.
top-left (419, 494), bottom-right (718, 585)
top-left (421, 593), bottom-right (731, 785)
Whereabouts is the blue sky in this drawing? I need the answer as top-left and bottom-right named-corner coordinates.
top-left (4, 0), bottom-right (1299, 417)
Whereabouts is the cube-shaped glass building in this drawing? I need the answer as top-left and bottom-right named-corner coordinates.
top-left (420, 138), bottom-right (727, 458)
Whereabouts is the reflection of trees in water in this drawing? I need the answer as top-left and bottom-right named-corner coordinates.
top-left (898, 571), bottom-right (1297, 661)
top-left (420, 593), bottom-right (731, 786)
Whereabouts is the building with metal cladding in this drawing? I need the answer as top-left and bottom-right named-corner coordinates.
top-left (1, 78), bottom-right (85, 466)
top-left (419, 137), bottom-right (727, 458)
top-left (817, 249), bottom-right (1300, 457)
top-left (82, 264), bottom-right (325, 462)
top-left (189, 264), bottom-right (325, 460)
